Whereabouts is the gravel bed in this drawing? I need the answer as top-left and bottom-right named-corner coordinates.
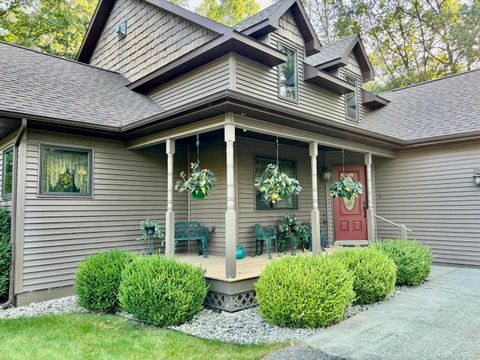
top-left (0, 296), bottom-right (85, 319)
top-left (170, 286), bottom-right (408, 344)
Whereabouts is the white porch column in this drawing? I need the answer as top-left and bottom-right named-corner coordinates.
top-left (165, 139), bottom-right (175, 257)
top-left (224, 123), bottom-right (237, 278)
top-left (365, 153), bottom-right (376, 241)
top-left (310, 142), bottom-right (321, 254)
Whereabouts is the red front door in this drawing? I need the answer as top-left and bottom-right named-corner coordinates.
top-left (333, 165), bottom-right (368, 241)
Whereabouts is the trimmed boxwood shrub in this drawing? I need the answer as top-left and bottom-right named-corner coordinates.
top-left (119, 255), bottom-right (208, 326)
top-left (255, 255), bottom-right (355, 328)
top-left (331, 248), bottom-right (396, 304)
top-left (371, 239), bottom-right (433, 286)
top-left (74, 249), bottom-right (135, 313)
top-left (0, 207), bottom-right (11, 301)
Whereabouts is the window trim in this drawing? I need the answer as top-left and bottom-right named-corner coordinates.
top-left (2, 146), bottom-right (13, 199)
top-left (39, 144), bottom-right (94, 198)
top-left (277, 42), bottom-right (299, 103)
top-left (344, 75), bottom-right (359, 122)
top-left (254, 155), bottom-right (299, 211)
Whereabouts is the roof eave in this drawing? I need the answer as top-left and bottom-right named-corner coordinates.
top-left (362, 89), bottom-right (390, 109)
top-left (304, 64), bottom-right (356, 94)
top-left (128, 33), bottom-right (287, 93)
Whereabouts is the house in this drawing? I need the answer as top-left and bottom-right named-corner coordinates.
top-left (0, 0), bottom-right (479, 310)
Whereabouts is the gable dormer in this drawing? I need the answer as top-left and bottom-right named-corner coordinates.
top-left (234, 0), bottom-right (321, 56)
top-left (77, 0), bottom-right (224, 82)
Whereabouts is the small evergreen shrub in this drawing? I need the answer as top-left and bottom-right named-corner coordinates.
top-left (331, 248), bottom-right (396, 304)
top-left (74, 249), bottom-right (135, 313)
top-left (255, 255), bottom-right (355, 328)
top-left (0, 207), bottom-right (11, 300)
top-left (119, 255), bottom-right (208, 326)
top-left (371, 239), bottom-right (433, 286)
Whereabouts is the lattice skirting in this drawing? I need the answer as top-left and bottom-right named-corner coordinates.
top-left (204, 290), bottom-right (257, 312)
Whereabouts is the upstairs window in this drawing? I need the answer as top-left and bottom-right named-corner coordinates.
top-left (255, 157), bottom-right (298, 210)
top-left (40, 145), bottom-right (92, 196)
top-left (2, 147), bottom-right (13, 197)
top-left (345, 75), bottom-right (358, 121)
top-left (278, 44), bottom-right (298, 102)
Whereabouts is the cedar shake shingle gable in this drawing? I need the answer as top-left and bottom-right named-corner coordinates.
top-left (361, 69), bottom-right (480, 141)
top-left (0, 41), bottom-right (163, 129)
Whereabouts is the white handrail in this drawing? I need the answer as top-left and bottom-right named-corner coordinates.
top-left (374, 214), bottom-right (412, 239)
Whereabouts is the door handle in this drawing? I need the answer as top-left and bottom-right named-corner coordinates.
top-left (363, 201), bottom-right (367, 218)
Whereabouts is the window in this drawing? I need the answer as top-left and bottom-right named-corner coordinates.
top-left (2, 147), bottom-right (13, 197)
top-left (40, 145), bottom-right (92, 196)
top-left (278, 44), bottom-right (298, 102)
top-left (255, 157), bottom-right (298, 210)
top-left (345, 75), bottom-right (358, 121)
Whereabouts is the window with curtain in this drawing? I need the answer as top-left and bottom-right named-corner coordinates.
top-left (40, 145), bottom-right (92, 196)
top-left (345, 75), bottom-right (358, 121)
top-left (278, 43), bottom-right (298, 102)
top-left (2, 147), bottom-right (13, 197)
top-left (255, 157), bottom-right (298, 210)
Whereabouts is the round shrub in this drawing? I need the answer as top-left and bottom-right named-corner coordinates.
top-left (331, 248), bottom-right (396, 304)
top-left (119, 255), bottom-right (208, 326)
top-left (255, 255), bottom-right (355, 328)
top-left (74, 249), bottom-right (135, 313)
top-left (370, 239), bottom-right (433, 286)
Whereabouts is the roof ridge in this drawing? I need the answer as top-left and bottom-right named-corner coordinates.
top-left (322, 34), bottom-right (357, 47)
top-left (0, 40), bottom-right (121, 75)
top-left (387, 68), bottom-right (480, 93)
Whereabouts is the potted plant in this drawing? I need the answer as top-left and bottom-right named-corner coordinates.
top-left (329, 173), bottom-right (363, 199)
top-left (255, 163), bottom-right (302, 207)
top-left (175, 161), bottom-right (217, 199)
top-left (139, 219), bottom-right (165, 255)
top-left (277, 214), bottom-right (301, 255)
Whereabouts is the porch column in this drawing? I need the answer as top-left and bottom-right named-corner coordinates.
top-left (165, 139), bottom-right (175, 257)
top-left (310, 142), bottom-right (321, 254)
top-left (365, 153), bottom-right (376, 241)
top-left (225, 124), bottom-right (237, 278)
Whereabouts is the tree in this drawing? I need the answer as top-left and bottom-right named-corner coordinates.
top-left (0, 0), bottom-right (97, 59)
top-left (196, 0), bottom-right (260, 26)
top-left (301, 0), bottom-right (480, 92)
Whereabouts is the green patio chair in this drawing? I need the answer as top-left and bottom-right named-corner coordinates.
top-left (254, 224), bottom-right (276, 260)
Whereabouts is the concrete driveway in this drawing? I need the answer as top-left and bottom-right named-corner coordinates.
top-left (303, 266), bottom-right (480, 360)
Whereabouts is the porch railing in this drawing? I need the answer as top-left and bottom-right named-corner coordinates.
top-left (374, 214), bottom-right (413, 240)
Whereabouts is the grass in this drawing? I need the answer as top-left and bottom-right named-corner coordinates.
top-left (0, 313), bottom-right (282, 360)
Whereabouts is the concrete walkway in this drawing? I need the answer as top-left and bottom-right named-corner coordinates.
top-left (303, 266), bottom-right (480, 360)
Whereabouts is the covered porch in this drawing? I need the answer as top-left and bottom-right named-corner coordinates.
top-left (128, 113), bottom-right (395, 311)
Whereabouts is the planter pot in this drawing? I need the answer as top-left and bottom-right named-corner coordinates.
top-left (236, 245), bottom-right (246, 259)
top-left (145, 226), bottom-right (155, 236)
top-left (192, 191), bottom-right (206, 200)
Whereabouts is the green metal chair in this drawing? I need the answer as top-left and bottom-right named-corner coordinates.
top-left (254, 224), bottom-right (276, 260)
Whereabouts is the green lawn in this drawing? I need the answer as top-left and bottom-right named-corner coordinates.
top-left (0, 313), bottom-right (281, 360)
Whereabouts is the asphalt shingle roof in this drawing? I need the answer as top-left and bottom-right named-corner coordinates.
top-left (361, 69), bottom-right (480, 141)
top-left (306, 35), bottom-right (357, 67)
top-left (233, 0), bottom-right (289, 32)
top-left (0, 41), bottom-right (163, 129)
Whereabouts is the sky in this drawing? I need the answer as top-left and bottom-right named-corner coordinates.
top-left (187, 0), bottom-right (273, 12)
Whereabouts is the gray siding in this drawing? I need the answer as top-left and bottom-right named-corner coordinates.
top-left (147, 55), bottom-right (230, 110)
top-left (89, 0), bottom-right (218, 82)
top-left (21, 130), bottom-right (187, 292)
top-left (375, 143), bottom-right (480, 267)
top-left (234, 12), bottom-right (367, 127)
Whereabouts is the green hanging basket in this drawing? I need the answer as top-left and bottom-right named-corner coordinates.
top-left (191, 191), bottom-right (206, 200)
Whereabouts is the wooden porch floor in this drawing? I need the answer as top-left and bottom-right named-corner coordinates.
top-left (176, 247), bottom-right (339, 282)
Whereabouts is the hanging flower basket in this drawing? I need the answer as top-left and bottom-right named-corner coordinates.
top-left (255, 163), bottom-right (302, 206)
top-left (329, 173), bottom-right (363, 199)
top-left (175, 161), bottom-right (217, 199)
